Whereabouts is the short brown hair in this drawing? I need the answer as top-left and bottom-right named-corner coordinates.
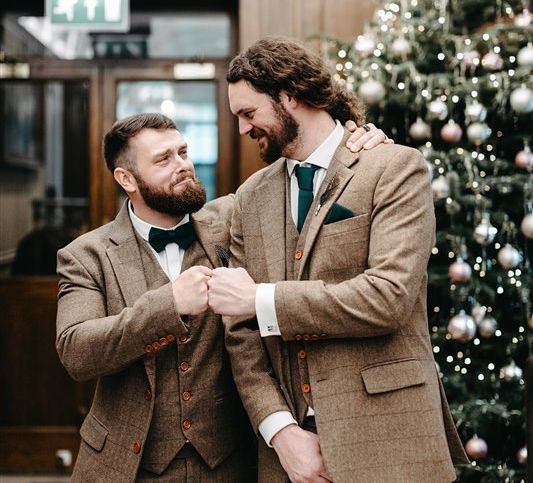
top-left (227, 36), bottom-right (365, 125)
top-left (103, 113), bottom-right (177, 173)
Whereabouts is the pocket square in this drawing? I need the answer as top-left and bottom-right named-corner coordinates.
top-left (325, 203), bottom-right (354, 224)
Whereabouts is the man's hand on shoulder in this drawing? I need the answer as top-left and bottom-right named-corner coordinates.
top-left (271, 424), bottom-right (332, 483)
top-left (345, 120), bottom-right (393, 152)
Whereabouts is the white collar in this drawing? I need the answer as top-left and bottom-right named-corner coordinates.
top-left (128, 200), bottom-right (190, 242)
top-left (286, 120), bottom-right (344, 176)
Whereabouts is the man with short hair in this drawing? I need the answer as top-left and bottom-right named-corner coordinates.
top-left (208, 37), bottom-right (469, 483)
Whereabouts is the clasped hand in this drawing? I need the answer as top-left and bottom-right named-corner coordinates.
top-left (172, 266), bottom-right (257, 317)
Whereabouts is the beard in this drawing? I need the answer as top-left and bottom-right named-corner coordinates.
top-left (134, 173), bottom-right (206, 217)
top-left (250, 102), bottom-right (299, 164)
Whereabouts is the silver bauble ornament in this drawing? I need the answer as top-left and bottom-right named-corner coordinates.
top-left (465, 436), bottom-right (488, 459)
top-left (515, 9), bottom-right (532, 27)
top-left (448, 258), bottom-right (472, 282)
top-left (510, 85), bottom-right (533, 114)
top-left (499, 361), bottom-right (523, 382)
top-left (391, 37), bottom-right (412, 57)
top-left (358, 79), bottom-right (386, 105)
top-left (471, 303), bottom-right (487, 324)
top-left (473, 214), bottom-right (498, 245)
top-left (521, 213), bottom-right (533, 239)
top-left (464, 101), bottom-right (487, 123)
top-left (463, 50), bottom-right (480, 68)
top-left (478, 316), bottom-right (497, 338)
top-left (517, 446), bottom-right (527, 465)
top-left (497, 243), bottom-right (523, 269)
top-left (447, 310), bottom-right (477, 342)
top-left (427, 99), bottom-right (448, 121)
top-left (409, 118), bottom-right (431, 141)
top-left (441, 120), bottom-right (463, 143)
top-left (515, 145), bottom-right (533, 169)
top-left (353, 35), bottom-right (376, 58)
top-left (431, 175), bottom-right (450, 200)
top-left (481, 51), bottom-right (504, 71)
top-left (517, 42), bottom-right (533, 67)
top-left (466, 122), bottom-right (491, 144)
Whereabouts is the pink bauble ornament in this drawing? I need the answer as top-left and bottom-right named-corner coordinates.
top-left (515, 9), bottom-right (532, 27)
top-left (441, 120), bottom-right (463, 143)
top-left (517, 445), bottom-right (527, 465)
top-left (515, 146), bottom-right (533, 169)
top-left (478, 316), bottom-right (497, 338)
top-left (449, 258), bottom-right (472, 282)
top-left (521, 213), bottom-right (533, 239)
top-left (463, 50), bottom-right (480, 68)
top-left (465, 436), bottom-right (488, 459)
top-left (497, 244), bottom-right (523, 269)
top-left (481, 51), bottom-right (503, 71)
top-left (471, 303), bottom-right (487, 324)
top-left (447, 311), bottom-right (476, 342)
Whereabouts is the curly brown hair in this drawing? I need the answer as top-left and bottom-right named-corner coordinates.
top-left (227, 36), bottom-right (365, 126)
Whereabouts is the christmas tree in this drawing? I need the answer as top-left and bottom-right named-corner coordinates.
top-left (322, 1), bottom-right (532, 481)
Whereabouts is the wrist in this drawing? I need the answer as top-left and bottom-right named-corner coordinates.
top-left (271, 423), bottom-right (299, 450)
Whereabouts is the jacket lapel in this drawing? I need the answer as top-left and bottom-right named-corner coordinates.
top-left (297, 130), bottom-right (360, 279)
top-left (191, 210), bottom-right (229, 269)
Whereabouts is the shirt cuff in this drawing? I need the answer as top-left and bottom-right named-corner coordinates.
top-left (256, 283), bottom-right (281, 337)
top-left (258, 411), bottom-right (298, 447)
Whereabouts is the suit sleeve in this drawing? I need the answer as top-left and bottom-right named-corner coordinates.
top-left (56, 247), bottom-right (188, 381)
top-left (275, 148), bottom-right (436, 340)
top-left (223, 193), bottom-right (292, 432)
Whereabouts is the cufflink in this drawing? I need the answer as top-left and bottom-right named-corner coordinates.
top-left (267, 325), bottom-right (275, 332)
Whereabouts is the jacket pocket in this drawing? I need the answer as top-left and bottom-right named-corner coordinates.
top-left (361, 358), bottom-right (425, 394)
top-left (80, 413), bottom-right (109, 452)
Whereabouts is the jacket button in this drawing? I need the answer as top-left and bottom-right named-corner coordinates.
top-left (144, 388), bottom-right (152, 401)
top-left (166, 334), bottom-right (176, 343)
top-left (152, 341), bottom-right (161, 351)
top-left (311, 334), bottom-right (319, 340)
top-left (295, 334), bottom-right (302, 341)
top-left (303, 334), bottom-right (310, 341)
top-left (132, 441), bottom-right (142, 454)
top-left (320, 333), bottom-right (328, 339)
top-left (301, 383), bottom-right (311, 394)
top-left (180, 361), bottom-right (190, 372)
top-left (182, 419), bottom-right (192, 430)
top-left (294, 249), bottom-right (303, 260)
top-left (297, 349), bottom-right (307, 359)
top-left (159, 337), bottom-right (168, 347)
top-left (144, 344), bottom-right (154, 353)
top-left (178, 334), bottom-right (189, 343)
top-left (182, 391), bottom-right (191, 401)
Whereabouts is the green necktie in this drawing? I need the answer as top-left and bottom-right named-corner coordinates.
top-left (294, 164), bottom-right (319, 232)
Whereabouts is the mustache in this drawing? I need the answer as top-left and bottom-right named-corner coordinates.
top-left (171, 171), bottom-right (196, 187)
top-left (249, 128), bottom-right (266, 140)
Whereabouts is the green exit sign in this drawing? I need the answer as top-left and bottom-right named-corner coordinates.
top-left (46, 0), bottom-right (129, 31)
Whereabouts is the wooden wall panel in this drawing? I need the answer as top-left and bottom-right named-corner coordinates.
top-left (236, 0), bottom-right (376, 183)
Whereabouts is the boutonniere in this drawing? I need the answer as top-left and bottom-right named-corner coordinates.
top-left (315, 176), bottom-right (338, 216)
top-left (214, 245), bottom-right (231, 267)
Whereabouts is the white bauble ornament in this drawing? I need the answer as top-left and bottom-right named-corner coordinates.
top-left (471, 303), bottom-right (487, 324)
top-left (409, 118), bottom-right (431, 141)
top-left (466, 122), bottom-right (491, 144)
top-left (464, 101), bottom-right (487, 124)
top-left (515, 145), bottom-right (533, 169)
top-left (448, 258), bottom-right (472, 282)
top-left (474, 214), bottom-right (498, 245)
top-left (358, 79), bottom-right (386, 105)
top-left (497, 244), bottom-right (523, 269)
top-left (427, 99), bottom-right (448, 121)
top-left (481, 51), bottom-right (504, 71)
top-left (465, 436), bottom-right (488, 459)
top-left (447, 310), bottom-right (476, 342)
top-left (499, 361), bottom-right (523, 382)
top-left (478, 316), bottom-right (497, 338)
top-left (353, 35), bottom-right (376, 58)
top-left (431, 175), bottom-right (450, 200)
top-left (463, 50), bottom-right (480, 68)
top-left (515, 9), bottom-right (532, 27)
top-left (517, 42), bottom-right (533, 67)
top-left (391, 37), bottom-right (412, 57)
top-left (510, 85), bottom-right (533, 114)
top-left (521, 213), bottom-right (533, 239)
top-left (517, 446), bottom-right (527, 465)
top-left (441, 120), bottom-right (463, 143)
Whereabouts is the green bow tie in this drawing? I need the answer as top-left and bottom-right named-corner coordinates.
top-left (148, 223), bottom-right (196, 252)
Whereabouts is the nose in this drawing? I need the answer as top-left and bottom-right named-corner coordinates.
top-left (238, 117), bottom-right (253, 136)
top-left (173, 155), bottom-right (194, 175)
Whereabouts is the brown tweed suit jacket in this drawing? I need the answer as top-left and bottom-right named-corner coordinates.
top-left (225, 132), bottom-right (469, 483)
top-left (56, 196), bottom-right (253, 482)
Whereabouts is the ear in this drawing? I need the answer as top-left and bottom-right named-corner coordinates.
top-left (280, 91), bottom-right (298, 109)
top-left (114, 167), bottom-right (137, 194)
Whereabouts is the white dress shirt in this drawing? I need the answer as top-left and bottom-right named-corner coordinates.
top-left (128, 201), bottom-right (190, 281)
top-left (256, 121), bottom-right (344, 445)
